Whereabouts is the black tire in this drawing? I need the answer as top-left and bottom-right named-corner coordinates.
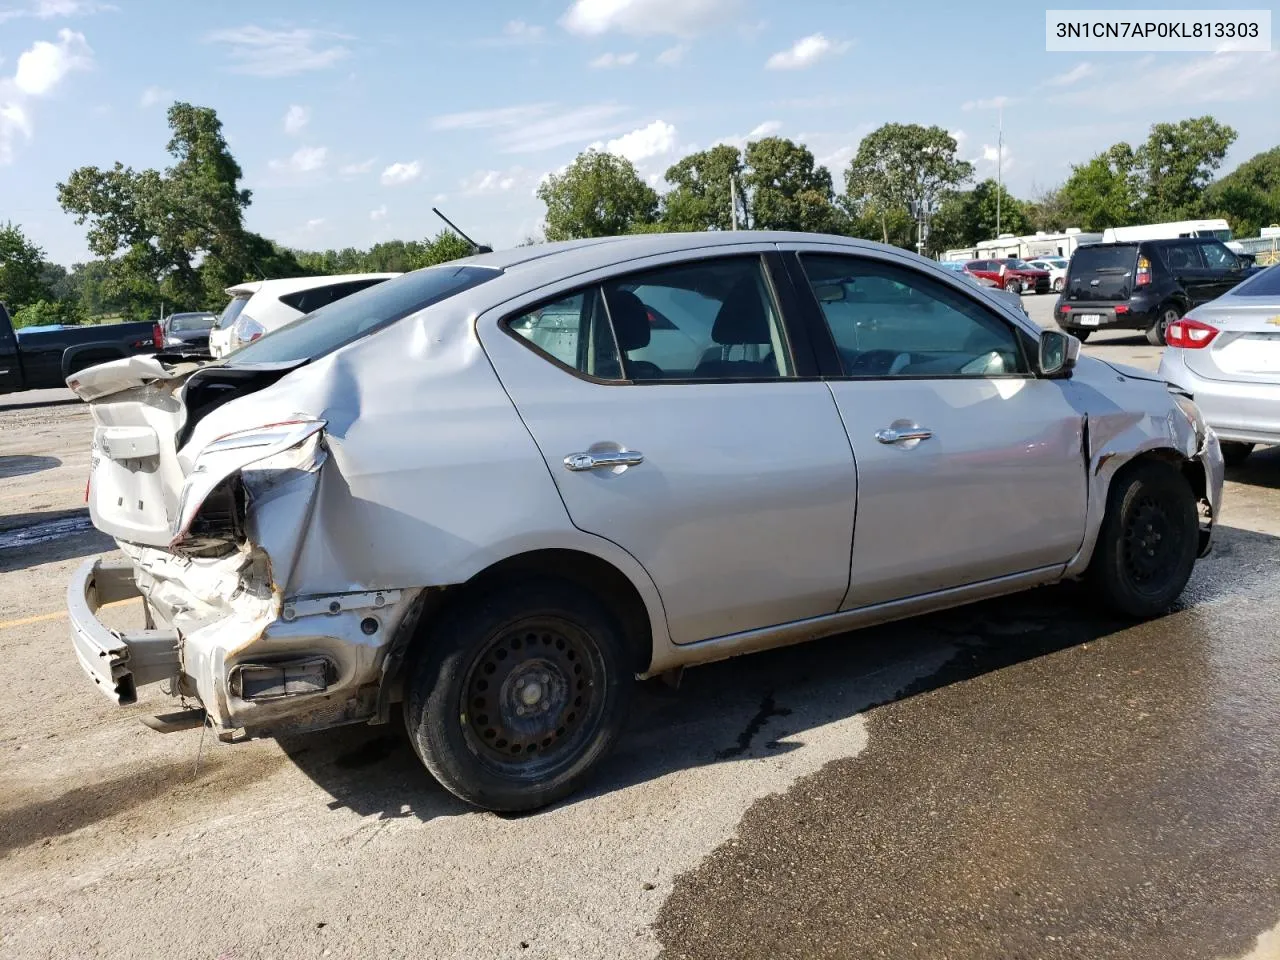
top-left (1088, 460), bottom-right (1198, 618)
top-left (1005, 279), bottom-right (1022, 295)
top-left (405, 576), bottom-right (633, 812)
top-left (1220, 441), bottom-right (1254, 468)
top-left (1146, 304), bottom-right (1181, 347)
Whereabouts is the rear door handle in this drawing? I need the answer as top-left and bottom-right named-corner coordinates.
top-left (875, 426), bottom-right (932, 444)
top-left (563, 450), bottom-right (645, 471)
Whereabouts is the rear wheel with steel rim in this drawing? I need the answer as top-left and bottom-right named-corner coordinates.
top-left (1005, 278), bottom-right (1022, 295)
top-left (1147, 304), bottom-right (1181, 346)
top-left (405, 577), bottom-right (632, 812)
top-left (1053, 277), bottom-right (1065, 293)
top-left (1088, 460), bottom-right (1198, 618)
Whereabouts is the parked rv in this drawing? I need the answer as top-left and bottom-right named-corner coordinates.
top-left (1101, 219), bottom-right (1246, 256)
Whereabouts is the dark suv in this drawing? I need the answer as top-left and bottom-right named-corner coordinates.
top-left (1054, 238), bottom-right (1256, 345)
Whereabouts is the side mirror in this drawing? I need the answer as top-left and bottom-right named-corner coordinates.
top-left (1038, 329), bottom-right (1079, 377)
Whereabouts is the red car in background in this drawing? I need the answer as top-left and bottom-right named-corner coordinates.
top-left (964, 258), bottom-right (1052, 295)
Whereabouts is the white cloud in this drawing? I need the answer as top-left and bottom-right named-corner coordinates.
top-left (268, 145), bottom-right (328, 174)
top-left (765, 33), bottom-right (850, 70)
top-left (561, 0), bottom-right (740, 38)
top-left (0, 0), bottom-right (113, 24)
top-left (283, 104), bottom-right (310, 135)
top-left (1046, 62), bottom-right (1093, 86)
top-left (461, 167), bottom-right (527, 195)
top-left (432, 101), bottom-right (632, 154)
top-left (594, 119), bottom-right (678, 163)
top-left (980, 142), bottom-right (1013, 173)
top-left (381, 160), bottom-right (422, 185)
top-left (656, 43), bottom-right (688, 65)
top-left (305, 217), bottom-right (325, 230)
top-left (962, 94), bottom-right (1012, 112)
top-left (340, 157), bottom-right (376, 175)
top-left (14, 28), bottom-right (92, 95)
top-left (370, 205), bottom-right (387, 220)
top-left (1047, 50), bottom-right (1280, 110)
top-left (589, 51), bottom-right (638, 68)
top-left (0, 102), bottom-right (33, 164)
top-left (499, 19), bottom-right (544, 43)
top-left (205, 26), bottom-right (351, 78)
top-left (749, 120), bottom-right (781, 137)
top-left (138, 85), bottom-right (171, 108)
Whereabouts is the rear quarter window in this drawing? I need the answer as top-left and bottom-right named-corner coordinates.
top-left (278, 278), bottom-right (390, 314)
top-left (1232, 263), bottom-right (1280, 297)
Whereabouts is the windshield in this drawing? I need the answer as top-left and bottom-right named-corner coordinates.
top-left (230, 264), bottom-right (500, 364)
top-left (1197, 228), bottom-right (1234, 242)
top-left (1004, 259), bottom-right (1033, 270)
top-left (217, 296), bottom-right (250, 332)
top-left (168, 313), bottom-right (216, 333)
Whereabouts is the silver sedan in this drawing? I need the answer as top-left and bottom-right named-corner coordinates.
top-left (1158, 263), bottom-right (1280, 466)
top-left (66, 232), bottom-right (1223, 812)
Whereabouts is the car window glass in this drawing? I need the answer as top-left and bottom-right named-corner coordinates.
top-left (231, 266), bottom-right (498, 364)
top-left (507, 288), bottom-right (622, 380)
top-left (1165, 243), bottom-right (1205, 271)
top-left (1233, 263), bottom-right (1280, 296)
top-left (216, 295), bottom-right (249, 331)
top-left (1198, 242), bottom-right (1237, 270)
top-left (601, 257), bottom-right (794, 381)
top-left (801, 254), bottom-right (1029, 378)
top-left (278, 278), bottom-right (389, 314)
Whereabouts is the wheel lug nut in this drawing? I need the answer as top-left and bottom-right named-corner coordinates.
top-left (515, 678), bottom-right (526, 689)
top-left (516, 706), bottom-right (526, 716)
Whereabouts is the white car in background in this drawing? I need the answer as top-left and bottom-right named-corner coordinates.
top-left (208, 273), bottom-right (400, 357)
top-left (1027, 257), bottom-right (1069, 293)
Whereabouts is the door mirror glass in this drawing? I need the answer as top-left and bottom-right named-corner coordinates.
top-left (1038, 329), bottom-right (1078, 376)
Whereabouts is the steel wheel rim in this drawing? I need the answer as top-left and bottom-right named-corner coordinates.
top-left (459, 615), bottom-right (606, 779)
top-left (1121, 493), bottom-right (1183, 594)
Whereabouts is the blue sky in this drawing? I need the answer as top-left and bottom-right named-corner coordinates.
top-left (1, 0), bottom-right (1277, 266)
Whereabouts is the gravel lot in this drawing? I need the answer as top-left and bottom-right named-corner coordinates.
top-left (2, 300), bottom-right (1277, 960)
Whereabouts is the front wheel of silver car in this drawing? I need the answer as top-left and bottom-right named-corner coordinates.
top-left (405, 577), bottom-right (632, 813)
top-left (1087, 460), bottom-right (1198, 618)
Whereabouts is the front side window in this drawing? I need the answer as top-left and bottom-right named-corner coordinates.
top-left (801, 254), bottom-right (1029, 378)
top-left (1198, 241), bottom-right (1238, 270)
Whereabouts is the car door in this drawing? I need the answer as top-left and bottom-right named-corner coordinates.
top-left (0, 306), bottom-right (24, 392)
top-left (477, 249), bottom-right (858, 646)
top-left (1196, 241), bottom-right (1246, 300)
top-left (1163, 241), bottom-right (1214, 306)
top-left (783, 245), bottom-right (1088, 609)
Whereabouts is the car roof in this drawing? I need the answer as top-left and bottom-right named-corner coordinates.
top-left (224, 272), bottom-right (402, 298)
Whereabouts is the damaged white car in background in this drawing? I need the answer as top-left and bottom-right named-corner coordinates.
top-left (67, 232), bottom-right (1224, 813)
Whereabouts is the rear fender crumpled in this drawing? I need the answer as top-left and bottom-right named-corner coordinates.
top-left (1063, 364), bottom-right (1223, 577)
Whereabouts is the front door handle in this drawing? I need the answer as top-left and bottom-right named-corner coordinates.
top-left (875, 425), bottom-right (933, 444)
top-left (563, 450), bottom-right (645, 472)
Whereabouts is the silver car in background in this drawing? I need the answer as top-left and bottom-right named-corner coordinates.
top-left (1158, 263), bottom-right (1280, 466)
top-left (65, 233), bottom-right (1223, 812)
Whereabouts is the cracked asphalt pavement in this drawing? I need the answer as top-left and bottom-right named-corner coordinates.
top-left (2, 307), bottom-right (1278, 959)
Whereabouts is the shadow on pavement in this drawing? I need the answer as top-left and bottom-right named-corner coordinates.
top-left (1227, 444), bottom-right (1280, 489)
top-left (0, 508), bottom-right (112, 573)
top-left (0, 455), bottom-right (62, 480)
top-left (282, 521), bottom-right (1279, 822)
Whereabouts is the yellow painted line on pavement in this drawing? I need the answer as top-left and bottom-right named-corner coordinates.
top-left (0, 597), bottom-right (138, 631)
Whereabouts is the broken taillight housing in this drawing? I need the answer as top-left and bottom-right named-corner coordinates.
top-left (1166, 317), bottom-right (1219, 349)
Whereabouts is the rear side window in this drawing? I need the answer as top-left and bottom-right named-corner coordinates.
top-left (1232, 263), bottom-right (1280, 297)
top-left (1163, 243), bottom-right (1205, 271)
top-left (278, 278), bottom-right (389, 314)
top-left (229, 265), bottom-right (499, 364)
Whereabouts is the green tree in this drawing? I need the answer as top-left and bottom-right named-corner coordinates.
top-left (742, 137), bottom-right (840, 232)
top-left (1024, 185), bottom-right (1069, 233)
top-left (536, 150), bottom-right (659, 241)
top-left (1204, 146), bottom-right (1280, 238)
top-left (12, 298), bottom-right (84, 328)
top-left (1059, 143), bottom-right (1140, 231)
top-left (57, 102), bottom-right (298, 317)
top-left (1136, 116), bottom-right (1236, 221)
top-left (0, 222), bottom-right (53, 311)
top-left (843, 124), bottom-right (973, 244)
top-left (924, 180), bottom-right (1029, 255)
top-left (662, 144), bottom-right (745, 231)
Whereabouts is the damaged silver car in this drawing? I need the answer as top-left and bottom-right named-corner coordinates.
top-left (67, 233), bottom-right (1224, 812)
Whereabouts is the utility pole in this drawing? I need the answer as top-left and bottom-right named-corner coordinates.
top-left (996, 101), bottom-right (1004, 237)
top-left (730, 175), bottom-right (740, 231)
